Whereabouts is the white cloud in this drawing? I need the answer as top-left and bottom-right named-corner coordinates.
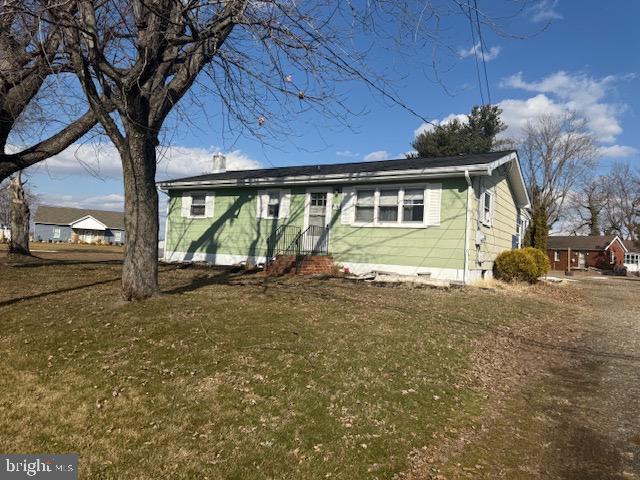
top-left (26, 143), bottom-right (260, 180)
top-left (529, 0), bottom-right (562, 23)
top-left (598, 145), bottom-right (639, 158)
top-left (458, 42), bottom-right (502, 62)
top-left (499, 71), bottom-right (628, 142)
top-left (362, 150), bottom-right (389, 162)
top-left (414, 113), bottom-right (468, 138)
top-left (336, 149), bottom-right (359, 158)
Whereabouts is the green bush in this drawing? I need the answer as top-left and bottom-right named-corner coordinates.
top-left (521, 247), bottom-right (550, 277)
top-left (493, 249), bottom-right (540, 283)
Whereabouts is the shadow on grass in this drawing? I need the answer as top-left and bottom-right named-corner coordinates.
top-left (162, 265), bottom-right (265, 296)
top-left (0, 276), bottom-right (122, 308)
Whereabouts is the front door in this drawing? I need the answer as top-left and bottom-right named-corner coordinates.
top-left (306, 191), bottom-right (330, 253)
top-left (578, 252), bottom-right (586, 269)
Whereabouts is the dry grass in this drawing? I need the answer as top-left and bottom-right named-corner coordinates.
top-left (0, 247), bottom-right (582, 479)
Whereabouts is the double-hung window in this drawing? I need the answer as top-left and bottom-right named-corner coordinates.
top-left (355, 190), bottom-right (375, 223)
top-left (190, 193), bottom-right (206, 217)
top-left (267, 191), bottom-right (280, 218)
top-left (480, 189), bottom-right (494, 226)
top-left (350, 185), bottom-right (436, 226)
top-left (378, 190), bottom-right (399, 222)
top-left (114, 231), bottom-right (122, 243)
top-left (554, 251), bottom-right (560, 262)
top-left (402, 189), bottom-right (424, 222)
top-left (53, 226), bottom-right (61, 239)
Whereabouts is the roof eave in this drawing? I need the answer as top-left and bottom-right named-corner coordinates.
top-left (157, 160), bottom-right (513, 190)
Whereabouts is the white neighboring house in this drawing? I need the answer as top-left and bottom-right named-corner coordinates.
top-left (0, 224), bottom-right (9, 241)
top-left (623, 240), bottom-right (640, 273)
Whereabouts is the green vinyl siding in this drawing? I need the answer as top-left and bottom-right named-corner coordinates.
top-left (468, 169), bottom-right (519, 271)
top-left (329, 179), bottom-right (467, 270)
top-left (164, 179), bottom-right (469, 270)
top-left (165, 187), bottom-right (306, 259)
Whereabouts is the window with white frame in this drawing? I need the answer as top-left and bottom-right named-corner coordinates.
top-left (267, 191), bottom-right (280, 218)
top-left (402, 189), bottom-right (424, 222)
top-left (480, 189), bottom-right (494, 226)
top-left (53, 226), bottom-right (61, 239)
top-left (114, 231), bottom-right (122, 242)
top-left (554, 251), bottom-right (560, 262)
top-left (190, 193), bottom-right (206, 217)
top-left (610, 250), bottom-right (615, 264)
top-left (351, 185), bottom-right (435, 226)
top-left (355, 190), bottom-right (375, 223)
top-left (378, 189), bottom-right (399, 222)
top-left (625, 253), bottom-right (639, 264)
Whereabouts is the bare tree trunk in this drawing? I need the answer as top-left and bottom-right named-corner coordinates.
top-left (120, 131), bottom-right (159, 300)
top-left (8, 172), bottom-right (30, 255)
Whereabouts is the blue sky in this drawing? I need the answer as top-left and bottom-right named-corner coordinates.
top-left (21, 0), bottom-right (640, 225)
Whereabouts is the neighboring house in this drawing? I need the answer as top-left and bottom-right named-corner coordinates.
top-left (33, 206), bottom-right (126, 244)
top-left (622, 240), bottom-right (640, 273)
top-left (158, 150), bottom-right (530, 283)
top-left (547, 235), bottom-right (627, 271)
top-left (0, 224), bottom-right (9, 241)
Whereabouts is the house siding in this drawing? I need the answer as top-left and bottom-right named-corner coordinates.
top-left (34, 223), bottom-right (72, 242)
top-left (467, 168), bottom-right (520, 277)
top-left (33, 223), bottom-right (125, 244)
top-left (164, 179), bottom-right (469, 275)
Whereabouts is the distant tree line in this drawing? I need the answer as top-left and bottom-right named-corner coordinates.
top-left (410, 105), bottom-right (639, 250)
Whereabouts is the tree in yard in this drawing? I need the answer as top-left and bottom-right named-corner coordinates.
top-left (46, 0), bottom-right (530, 300)
top-left (0, 1), bottom-right (102, 181)
top-left (411, 105), bottom-right (507, 157)
top-left (524, 203), bottom-right (549, 251)
top-left (602, 162), bottom-right (640, 240)
top-left (8, 172), bottom-right (30, 255)
top-left (519, 112), bottom-right (598, 232)
top-left (566, 179), bottom-right (606, 235)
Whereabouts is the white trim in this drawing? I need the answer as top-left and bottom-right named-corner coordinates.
top-left (163, 194), bottom-right (171, 261)
top-left (604, 235), bottom-right (627, 253)
top-left (304, 188), bottom-right (332, 230)
top-left (70, 215), bottom-right (108, 231)
top-left (350, 183), bottom-right (435, 228)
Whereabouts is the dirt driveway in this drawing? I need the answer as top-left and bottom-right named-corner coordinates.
top-left (415, 275), bottom-right (640, 479)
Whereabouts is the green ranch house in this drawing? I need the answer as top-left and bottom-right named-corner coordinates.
top-left (158, 151), bottom-right (530, 283)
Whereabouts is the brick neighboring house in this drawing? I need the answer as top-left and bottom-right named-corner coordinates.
top-left (547, 235), bottom-right (627, 271)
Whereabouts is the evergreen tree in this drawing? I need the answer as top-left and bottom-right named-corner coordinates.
top-left (524, 205), bottom-right (549, 251)
top-left (411, 105), bottom-right (506, 157)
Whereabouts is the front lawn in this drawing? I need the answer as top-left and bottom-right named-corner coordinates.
top-left (0, 255), bottom-right (569, 479)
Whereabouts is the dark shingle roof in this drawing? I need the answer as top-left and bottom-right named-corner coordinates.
top-left (547, 235), bottom-right (619, 251)
top-left (34, 206), bottom-right (125, 230)
top-left (158, 150), bottom-right (515, 185)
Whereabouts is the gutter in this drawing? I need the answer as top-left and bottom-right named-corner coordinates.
top-left (463, 170), bottom-right (472, 285)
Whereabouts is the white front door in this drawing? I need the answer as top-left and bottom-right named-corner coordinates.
top-left (578, 252), bottom-right (586, 269)
top-left (305, 190), bottom-right (331, 252)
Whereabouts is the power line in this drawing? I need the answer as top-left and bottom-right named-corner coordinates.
top-left (473, 0), bottom-right (492, 105)
top-left (466, 0), bottom-right (485, 105)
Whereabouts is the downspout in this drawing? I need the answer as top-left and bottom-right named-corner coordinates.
top-left (463, 170), bottom-right (472, 284)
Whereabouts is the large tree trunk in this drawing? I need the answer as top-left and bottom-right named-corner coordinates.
top-left (120, 132), bottom-right (159, 300)
top-left (8, 173), bottom-right (30, 255)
